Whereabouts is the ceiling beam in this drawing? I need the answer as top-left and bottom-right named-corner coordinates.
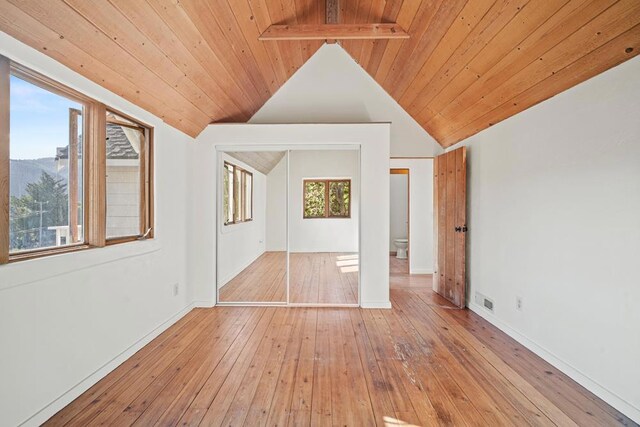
top-left (259, 23), bottom-right (409, 41)
top-left (325, 0), bottom-right (339, 44)
top-left (326, 0), bottom-right (339, 24)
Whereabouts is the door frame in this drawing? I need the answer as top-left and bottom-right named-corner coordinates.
top-left (390, 168), bottom-right (410, 272)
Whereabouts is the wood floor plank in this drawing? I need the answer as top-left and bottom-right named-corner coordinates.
top-left (287, 307), bottom-right (318, 426)
top-left (375, 307), bottom-right (475, 426)
top-left (264, 307), bottom-right (311, 426)
top-left (197, 307), bottom-right (281, 425)
top-left (218, 307), bottom-right (296, 426)
top-left (395, 291), bottom-right (553, 426)
top-left (359, 308), bottom-right (424, 422)
top-left (123, 308), bottom-right (252, 426)
top-left (348, 309), bottom-right (397, 425)
top-left (176, 307), bottom-right (275, 425)
top-left (46, 257), bottom-right (636, 427)
top-left (309, 309), bottom-right (333, 426)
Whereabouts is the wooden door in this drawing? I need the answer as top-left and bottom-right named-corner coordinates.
top-left (433, 147), bottom-right (467, 308)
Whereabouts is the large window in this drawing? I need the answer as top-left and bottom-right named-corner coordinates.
top-left (7, 74), bottom-right (84, 254)
top-left (0, 56), bottom-right (154, 263)
top-left (303, 179), bottom-right (351, 219)
top-left (223, 161), bottom-right (253, 225)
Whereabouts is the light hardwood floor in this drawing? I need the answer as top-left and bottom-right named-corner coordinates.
top-left (219, 252), bottom-right (358, 304)
top-left (289, 252), bottom-right (358, 305)
top-left (46, 258), bottom-right (635, 426)
top-left (218, 252), bottom-right (287, 303)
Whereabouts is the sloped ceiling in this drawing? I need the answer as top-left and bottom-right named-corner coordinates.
top-left (0, 0), bottom-right (638, 147)
top-left (226, 151), bottom-right (286, 175)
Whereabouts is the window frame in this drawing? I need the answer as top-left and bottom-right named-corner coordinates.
top-left (105, 108), bottom-right (154, 245)
top-left (223, 161), bottom-right (253, 226)
top-left (0, 55), bottom-right (154, 264)
top-left (303, 179), bottom-right (352, 219)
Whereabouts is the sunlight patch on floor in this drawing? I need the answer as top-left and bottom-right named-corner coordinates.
top-left (383, 416), bottom-right (420, 426)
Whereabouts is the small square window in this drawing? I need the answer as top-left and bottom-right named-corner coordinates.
top-left (303, 179), bottom-right (350, 219)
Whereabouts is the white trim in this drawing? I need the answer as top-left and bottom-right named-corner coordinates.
top-left (288, 303), bottom-right (359, 308)
top-left (193, 299), bottom-right (216, 308)
top-left (216, 302), bottom-right (287, 307)
top-left (19, 303), bottom-right (196, 427)
top-left (409, 268), bottom-right (433, 275)
top-left (468, 302), bottom-right (640, 424)
top-left (362, 301), bottom-right (392, 309)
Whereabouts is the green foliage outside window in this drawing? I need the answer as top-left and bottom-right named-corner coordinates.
top-left (304, 181), bottom-right (326, 218)
top-left (304, 179), bottom-right (350, 218)
top-left (329, 181), bottom-right (350, 217)
top-left (10, 171), bottom-right (72, 251)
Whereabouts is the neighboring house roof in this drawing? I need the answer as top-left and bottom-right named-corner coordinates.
top-left (56, 124), bottom-right (138, 160)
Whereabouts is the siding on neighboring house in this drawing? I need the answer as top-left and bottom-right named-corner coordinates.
top-left (106, 162), bottom-right (139, 238)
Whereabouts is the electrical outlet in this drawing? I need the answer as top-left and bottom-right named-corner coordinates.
top-left (173, 283), bottom-right (179, 296)
top-left (516, 296), bottom-right (523, 311)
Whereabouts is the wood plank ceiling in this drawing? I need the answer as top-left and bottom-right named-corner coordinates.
top-left (0, 0), bottom-right (638, 147)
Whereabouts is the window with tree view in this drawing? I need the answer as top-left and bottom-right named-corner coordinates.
top-left (223, 161), bottom-right (253, 225)
top-left (303, 179), bottom-right (351, 218)
top-left (1, 55), bottom-right (154, 264)
top-left (8, 74), bottom-right (84, 253)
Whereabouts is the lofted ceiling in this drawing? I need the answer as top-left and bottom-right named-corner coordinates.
top-left (0, 0), bottom-right (638, 147)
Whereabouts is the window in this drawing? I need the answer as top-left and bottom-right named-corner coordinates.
top-left (105, 110), bottom-right (152, 242)
top-left (303, 179), bottom-right (351, 219)
top-left (0, 56), bottom-right (154, 264)
top-left (7, 74), bottom-right (85, 254)
top-left (223, 161), bottom-right (253, 225)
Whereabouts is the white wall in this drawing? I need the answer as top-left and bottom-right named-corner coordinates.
top-left (390, 159), bottom-right (434, 274)
top-left (289, 150), bottom-right (359, 253)
top-left (216, 153), bottom-right (267, 287)
top-left (249, 44), bottom-right (443, 158)
top-left (0, 32), bottom-right (194, 427)
top-left (194, 123), bottom-right (390, 309)
top-left (389, 174), bottom-right (408, 251)
top-left (265, 155), bottom-right (287, 251)
top-left (449, 56), bottom-right (640, 422)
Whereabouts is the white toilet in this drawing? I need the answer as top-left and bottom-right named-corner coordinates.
top-left (393, 238), bottom-right (408, 259)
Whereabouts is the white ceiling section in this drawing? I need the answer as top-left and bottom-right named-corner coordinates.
top-left (226, 151), bottom-right (287, 175)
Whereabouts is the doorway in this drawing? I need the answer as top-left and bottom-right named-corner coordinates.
top-left (390, 168), bottom-right (409, 275)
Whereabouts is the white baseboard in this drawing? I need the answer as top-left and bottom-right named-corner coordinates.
top-left (362, 301), bottom-right (392, 309)
top-left (410, 268), bottom-right (433, 275)
top-left (20, 303), bottom-right (196, 427)
top-left (193, 299), bottom-right (216, 308)
top-left (468, 302), bottom-right (640, 424)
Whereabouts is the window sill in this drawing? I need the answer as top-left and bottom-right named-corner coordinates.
top-left (220, 219), bottom-right (255, 235)
top-left (0, 238), bottom-right (160, 292)
top-left (8, 244), bottom-right (92, 263)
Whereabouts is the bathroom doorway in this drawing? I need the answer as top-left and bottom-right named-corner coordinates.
top-left (390, 169), bottom-right (409, 274)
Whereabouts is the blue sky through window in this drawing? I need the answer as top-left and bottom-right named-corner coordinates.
top-left (9, 75), bottom-right (82, 160)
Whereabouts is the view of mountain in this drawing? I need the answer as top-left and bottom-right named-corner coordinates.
top-left (10, 158), bottom-right (68, 198)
